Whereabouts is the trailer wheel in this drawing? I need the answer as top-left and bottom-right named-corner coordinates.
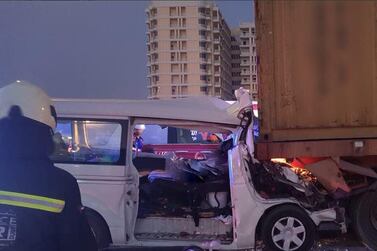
top-left (352, 191), bottom-right (377, 250)
top-left (261, 205), bottom-right (316, 251)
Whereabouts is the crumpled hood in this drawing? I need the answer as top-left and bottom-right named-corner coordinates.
top-left (0, 115), bottom-right (54, 164)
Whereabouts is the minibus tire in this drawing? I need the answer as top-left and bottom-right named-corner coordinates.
top-left (261, 205), bottom-right (316, 251)
top-left (182, 246), bottom-right (204, 251)
top-left (85, 209), bottom-right (112, 249)
top-left (351, 191), bottom-right (377, 250)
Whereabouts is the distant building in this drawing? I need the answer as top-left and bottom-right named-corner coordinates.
top-left (145, 1), bottom-right (233, 100)
top-left (231, 22), bottom-right (258, 100)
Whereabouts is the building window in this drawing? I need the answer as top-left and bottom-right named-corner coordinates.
top-left (200, 53), bottom-right (207, 59)
top-left (252, 75), bottom-right (257, 82)
top-left (170, 7), bottom-right (177, 16)
top-left (215, 87), bottom-right (221, 95)
top-left (200, 86), bottom-right (208, 92)
top-left (171, 75), bottom-right (180, 84)
top-left (171, 64), bottom-right (179, 73)
top-left (170, 18), bottom-right (178, 28)
top-left (170, 30), bottom-right (175, 39)
top-left (180, 52), bottom-right (187, 61)
top-left (179, 30), bottom-right (186, 39)
top-left (200, 75), bottom-right (207, 81)
top-left (150, 8), bottom-right (157, 17)
top-left (180, 7), bottom-right (186, 15)
top-left (152, 54), bottom-right (158, 62)
top-left (199, 41), bottom-right (206, 48)
top-left (172, 86), bottom-right (177, 95)
top-left (181, 41), bottom-right (187, 50)
top-left (170, 41), bottom-right (178, 50)
top-left (181, 86), bottom-right (188, 95)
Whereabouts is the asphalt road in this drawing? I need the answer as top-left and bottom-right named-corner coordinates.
top-left (105, 240), bottom-right (369, 251)
top-left (104, 233), bottom-right (370, 251)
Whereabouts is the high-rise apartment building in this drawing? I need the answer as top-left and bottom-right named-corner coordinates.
top-left (145, 1), bottom-right (233, 99)
top-left (231, 22), bottom-right (258, 99)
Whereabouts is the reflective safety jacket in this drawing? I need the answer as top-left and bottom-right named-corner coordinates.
top-left (0, 115), bottom-right (97, 251)
top-left (0, 159), bottom-right (97, 251)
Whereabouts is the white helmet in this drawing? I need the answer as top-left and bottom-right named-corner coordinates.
top-left (0, 80), bottom-right (56, 129)
top-left (134, 124), bottom-right (146, 130)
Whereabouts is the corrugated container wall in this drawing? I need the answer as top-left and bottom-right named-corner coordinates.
top-left (256, 1), bottom-right (377, 142)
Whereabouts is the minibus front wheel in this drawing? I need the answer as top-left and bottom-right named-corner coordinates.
top-left (261, 205), bottom-right (316, 251)
top-left (85, 208), bottom-right (112, 249)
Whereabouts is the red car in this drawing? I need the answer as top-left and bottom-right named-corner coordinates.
top-left (140, 126), bottom-right (227, 159)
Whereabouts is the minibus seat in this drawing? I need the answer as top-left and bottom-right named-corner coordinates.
top-left (133, 152), bottom-right (166, 173)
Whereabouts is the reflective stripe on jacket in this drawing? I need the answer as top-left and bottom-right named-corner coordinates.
top-left (0, 190), bottom-right (65, 213)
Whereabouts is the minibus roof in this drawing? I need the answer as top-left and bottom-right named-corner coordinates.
top-left (53, 96), bottom-right (241, 126)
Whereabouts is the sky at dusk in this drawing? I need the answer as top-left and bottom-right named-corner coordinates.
top-left (0, 1), bottom-right (253, 99)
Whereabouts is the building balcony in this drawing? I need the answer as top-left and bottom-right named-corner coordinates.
top-left (148, 59), bottom-right (159, 64)
top-left (240, 61), bottom-right (250, 66)
top-left (199, 13), bottom-right (211, 19)
top-left (199, 24), bottom-right (211, 31)
top-left (213, 38), bottom-right (220, 43)
top-left (149, 47), bottom-right (158, 52)
top-left (199, 36), bottom-right (211, 42)
top-left (150, 36), bottom-right (158, 42)
top-left (200, 58), bottom-right (211, 64)
top-left (240, 51), bottom-right (250, 57)
top-left (201, 69), bottom-right (212, 75)
top-left (147, 72), bottom-right (159, 77)
top-left (148, 25), bottom-right (158, 31)
top-left (200, 47), bottom-right (211, 53)
top-left (240, 32), bottom-right (249, 38)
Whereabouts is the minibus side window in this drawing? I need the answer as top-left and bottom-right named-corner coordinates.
top-left (51, 119), bottom-right (125, 165)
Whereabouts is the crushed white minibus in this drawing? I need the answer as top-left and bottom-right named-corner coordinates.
top-left (52, 90), bottom-right (341, 251)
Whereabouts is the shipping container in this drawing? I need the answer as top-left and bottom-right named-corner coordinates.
top-left (255, 0), bottom-right (377, 159)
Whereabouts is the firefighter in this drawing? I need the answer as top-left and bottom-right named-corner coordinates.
top-left (132, 124), bottom-right (145, 152)
top-left (0, 81), bottom-right (97, 251)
